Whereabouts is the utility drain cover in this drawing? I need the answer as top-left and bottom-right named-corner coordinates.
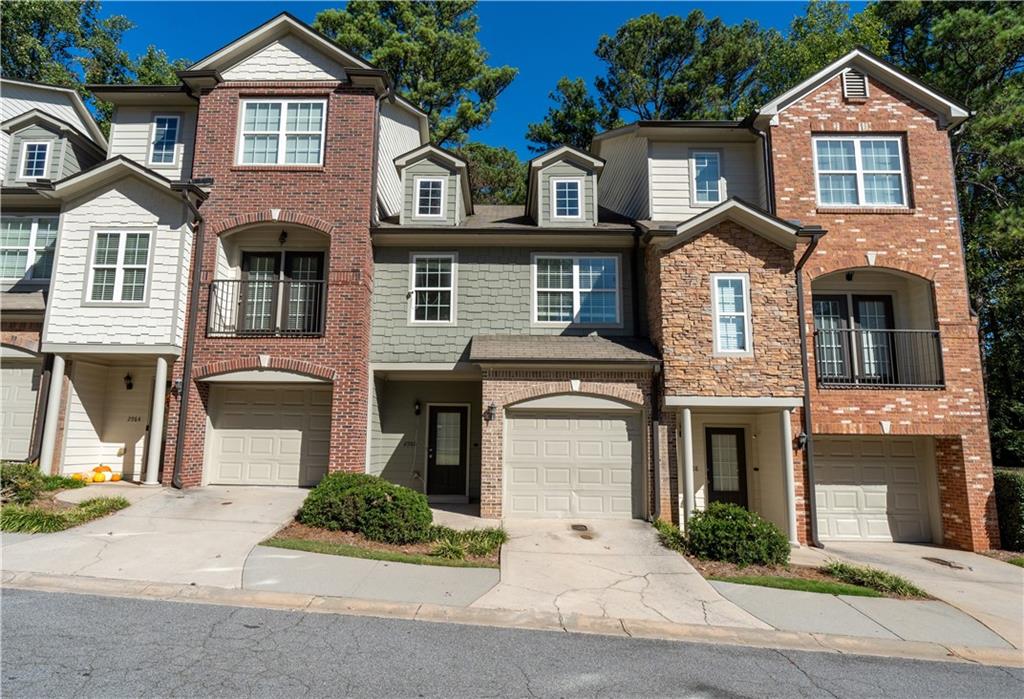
top-left (923, 556), bottom-right (968, 570)
top-left (570, 524), bottom-right (588, 532)
top-left (579, 533), bottom-right (594, 540)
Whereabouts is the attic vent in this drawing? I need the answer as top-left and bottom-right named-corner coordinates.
top-left (843, 69), bottom-right (869, 99)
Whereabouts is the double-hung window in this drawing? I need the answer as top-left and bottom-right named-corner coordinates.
top-left (18, 142), bottom-right (50, 180)
top-left (814, 136), bottom-right (907, 206)
top-left (415, 178), bottom-right (445, 218)
top-left (410, 254), bottom-right (455, 323)
top-left (149, 115), bottom-right (180, 165)
top-left (692, 151), bottom-right (723, 204)
top-left (712, 274), bottom-right (752, 354)
top-left (0, 216), bottom-right (57, 280)
top-left (238, 99), bottom-right (326, 165)
top-left (551, 178), bottom-right (582, 219)
top-left (89, 231), bottom-right (150, 303)
top-left (534, 254), bottom-right (619, 325)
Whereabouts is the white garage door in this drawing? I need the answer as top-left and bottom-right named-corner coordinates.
top-left (207, 384), bottom-right (330, 486)
top-left (505, 411), bottom-right (640, 519)
top-left (814, 436), bottom-right (932, 542)
top-left (1, 360), bottom-right (41, 461)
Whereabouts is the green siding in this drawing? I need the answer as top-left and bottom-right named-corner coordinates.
top-left (401, 157), bottom-right (458, 226)
top-left (372, 246), bottom-right (637, 363)
top-left (370, 379), bottom-right (482, 498)
top-left (539, 160), bottom-right (597, 227)
top-left (5, 124), bottom-right (99, 185)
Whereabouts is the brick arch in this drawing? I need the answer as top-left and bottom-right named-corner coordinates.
top-left (807, 259), bottom-right (936, 283)
top-left (208, 210), bottom-right (334, 237)
top-left (1, 337), bottom-right (40, 355)
top-left (502, 381), bottom-right (646, 409)
top-left (192, 356), bottom-right (336, 382)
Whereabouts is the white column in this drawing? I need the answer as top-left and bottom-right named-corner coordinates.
top-left (780, 408), bottom-right (799, 546)
top-left (143, 356), bottom-right (168, 486)
top-left (682, 407), bottom-right (695, 529)
top-left (38, 354), bottom-right (65, 475)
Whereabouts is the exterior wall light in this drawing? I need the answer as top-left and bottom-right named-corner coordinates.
top-left (414, 400), bottom-right (421, 415)
top-left (123, 373), bottom-right (134, 390)
top-left (484, 402), bottom-right (496, 422)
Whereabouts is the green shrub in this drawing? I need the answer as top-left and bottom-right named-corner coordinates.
top-left (0, 496), bottom-right (129, 533)
top-left (686, 502), bottom-right (790, 566)
top-left (994, 469), bottom-right (1024, 552)
top-left (427, 525), bottom-right (507, 557)
top-left (652, 519), bottom-right (686, 553)
top-left (40, 475), bottom-right (87, 491)
top-left (298, 472), bottom-right (433, 544)
top-left (822, 560), bottom-right (928, 598)
top-left (0, 462), bottom-right (44, 504)
top-left (431, 535), bottom-right (467, 560)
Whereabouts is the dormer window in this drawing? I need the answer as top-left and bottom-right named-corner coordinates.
top-left (692, 150), bottom-right (723, 204)
top-left (238, 99), bottom-right (325, 166)
top-left (18, 142), bottom-right (49, 180)
top-left (150, 115), bottom-right (180, 165)
top-left (552, 178), bottom-right (581, 219)
top-left (414, 177), bottom-right (445, 218)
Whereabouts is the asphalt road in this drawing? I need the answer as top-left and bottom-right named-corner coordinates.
top-left (2, 588), bottom-right (1022, 698)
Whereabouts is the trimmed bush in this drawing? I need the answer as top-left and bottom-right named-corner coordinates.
top-left (652, 519), bottom-right (686, 553)
top-left (994, 469), bottom-right (1024, 552)
top-left (0, 462), bottom-right (44, 504)
top-left (822, 560), bottom-right (927, 598)
top-left (686, 502), bottom-right (790, 566)
top-left (298, 472), bottom-right (433, 544)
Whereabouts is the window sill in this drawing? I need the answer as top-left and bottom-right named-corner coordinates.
top-left (816, 206), bottom-right (915, 215)
top-left (230, 165), bottom-right (325, 173)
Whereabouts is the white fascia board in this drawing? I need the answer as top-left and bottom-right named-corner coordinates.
top-left (42, 159), bottom-right (179, 203)
top-left (660, 199), bottom-right (800, 251)
top-left (664, 396), bottom-right (803, 408)
top-left (530, 145), bottom-right (605, 171)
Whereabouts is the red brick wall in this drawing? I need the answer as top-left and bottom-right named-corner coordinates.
top-left (162, 81), bottom-right (376, 486)
top-left (770, 74), bottom-right (997, 549)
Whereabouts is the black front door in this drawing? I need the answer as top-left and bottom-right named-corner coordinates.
top-left (282, 252), bottom-right (325, 334)
top-left (239, 252), bottom-right (280, 333)
top-left (706, 427), bottom-right (748, 508)
top-left (427, 406), bottom-right (468, 497)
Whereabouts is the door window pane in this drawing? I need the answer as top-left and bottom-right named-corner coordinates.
top-left (434, 412), bottom-right (462, 466)
top-left (711, 433), bottom-right (740, 492)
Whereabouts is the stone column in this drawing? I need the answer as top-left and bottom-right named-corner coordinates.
top-left (781, 408), bottom-right (799, 545)
top-left (144, 356), bottom-right (168, 485)
top-left (38, 354), bottom-right (65, 475)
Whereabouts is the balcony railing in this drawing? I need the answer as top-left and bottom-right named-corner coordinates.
top-left (813, 328), bottom-right (944, 389)
top-left (208, 279), bottom-right (326, 337)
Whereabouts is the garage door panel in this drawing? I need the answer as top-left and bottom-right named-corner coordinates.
top-left (576, 467), bottom-right (604, 485)
top-left (543, 495), bottom-right (571, 515)
top-left (1, 361), bottom-right (41, 461)
top-left (576, 440), bottom-right (603, 458)
top-left (544, 440), bottom-right (571, 458)
top-left (510, 466), bottom-right (538, 485)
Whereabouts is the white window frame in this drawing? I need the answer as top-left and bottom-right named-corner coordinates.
top-left (408, 252), bottom-right (457, 325)
top-left (0, 214), bottom-right (58, 281)
top-left (531, 252), bottom-right (622, 327)
top-left (235, 98), bottom-right (327, 166)
top-left (85, 229), bottom-right (154, 305)
top-left (690, 149), bottom-right (725, 206)
top-left (812, 135), bottom-right (908, 208)
top-left (17, 141), bottom-right (51, 181)
top-left (413, 177), bottom-right (447, 219)
top-left (550, 177), bottom-right (584, 220)
top-left (148, 114), bottom-right (181, 166)
top-left (711, 272), bottom-right (753, 356)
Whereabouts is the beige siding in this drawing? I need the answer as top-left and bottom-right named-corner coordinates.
top-left (221, 35), bottom-right (349, 81)
top-left (597, 134), bottom-right (650, 219)
top-left (649, 141), bottom-right (764, 221)
top-left (108, 106), bottom-right (197, 179)
top-left (377, 101), bottom-right (424, 218)
top-left (0, 83), bottom-right (93, 174)
top-left (43, 177), bottom-right (191, 350)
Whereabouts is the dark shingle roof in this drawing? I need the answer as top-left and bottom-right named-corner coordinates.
top-left (374, 204), bottom-right (635, 232)
top-left (470, 334), bottom-right (660, 364)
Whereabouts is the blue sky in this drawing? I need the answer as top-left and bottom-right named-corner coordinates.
top-left (105, 1), bottom-right (863, 158)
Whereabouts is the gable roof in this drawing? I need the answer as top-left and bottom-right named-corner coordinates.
top-left (528, 144), bottom-right (605, 171)
top-left (0, 78), bottom-right (107, 149)
top-left (31, 156), bottom-right (207, 204)
top-left (655, 198), bottom-right (803, 251)
top-left (393, 144), bottom-right (474, 215)
top-left (188, 12), bottom-right (373, 74)
top-left (1, 110), bottom-right (106, 158)
top-left (755, 47), bottom-right (970, 129)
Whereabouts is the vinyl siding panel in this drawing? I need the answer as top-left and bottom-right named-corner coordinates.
top-left (371, 246), bottom-right (635, 363)
top-left (377, 101), bottom-right (423, 218)
top-left (43, 177), bottom-right (191, 350)
top-left (400, 158), bottom-right (458, 226)
top-left (0, 83), bottom-right (93, 175)
top-left (597, 134), bottom-right (650, 220)
top-left (108, 106), bottom-right (197, 179)
top-left (538, 160), bottom-right (596, 227)
top-left (221, 35), bottom-right (349, 81)
top-left (648, 141), bottom-right (765, 221)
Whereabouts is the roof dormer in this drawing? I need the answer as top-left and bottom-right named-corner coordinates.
top-left (525, 146), bottom-right (605, 228)
top-left (394, 144), bottom-right (473, 226)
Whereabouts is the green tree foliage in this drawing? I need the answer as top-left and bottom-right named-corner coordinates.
top-left (134, 45), bottom-right (190, 85)
top-left (455, 142), bottom-right (526, 205)
top-left (525, 77), bottom-right (618, 153)
top-left (869, 1), bottom-right (1024, 467)
top-left (314, 1), bottom-right (516, 146)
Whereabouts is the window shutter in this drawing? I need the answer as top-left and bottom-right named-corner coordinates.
top-left (842, 69), bottom-right (869, 99)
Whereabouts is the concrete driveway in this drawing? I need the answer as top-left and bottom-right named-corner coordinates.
top-left (821, 542), bottom-right (1024, 649)
top-left (471, 519), bottom-right (769, 629)
top-left (1, 485), bottom-right (306, 588)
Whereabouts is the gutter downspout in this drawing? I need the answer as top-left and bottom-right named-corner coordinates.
top-left (170, 186), bottom-right (205, 489)
top-left (28, 355), bottom-right (53, 462)
top-left (795, 227), bottom-right (826, 547)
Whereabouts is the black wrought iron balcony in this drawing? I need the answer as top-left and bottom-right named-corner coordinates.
top-left (207, 279), bottom-right (326, 337)
top-left (813, 328), bottom-right (944, 389)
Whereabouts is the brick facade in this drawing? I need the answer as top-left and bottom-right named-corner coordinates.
top-left (478, 368), bottom-right (655, 519)
top-left (161, 81), bottom-right (376, 486)
top-left (770, 74), bottom-right (998, 550)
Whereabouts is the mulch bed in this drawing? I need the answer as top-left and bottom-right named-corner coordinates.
top-left (686, 556), bottom-right (838, 584)
top-left (982, 549), bottom-right (1024, 564)
top-left (273, 521), bottom-right (500, 567)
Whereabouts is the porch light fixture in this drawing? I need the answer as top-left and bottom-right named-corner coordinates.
top-left (797, 431), bottom-right (808, 449)
top-left (845, 271), bottom-right (855, 282)
top-left (414, 400), bottom-right (421, 416)
top-left (484, 402), bottom-right (496, 422)
top-left (123, 373), bottom-right (134, 390)
top-left (278, 230), bottom-right (288, 246)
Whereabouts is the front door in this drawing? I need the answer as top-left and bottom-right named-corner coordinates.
top-left (706, 427), bottom-right (748, 508)
top-left (427, 405), bottom-right (468, 498)
top-left (240, 252), bottom-right (280, 334)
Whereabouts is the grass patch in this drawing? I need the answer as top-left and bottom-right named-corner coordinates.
top-left (427, 525), bottom-right (507, 560)
top-left (822, 560), bottom-right (928, 598)
top-left (710, 574), bottom-right (882, 597)
top-left (264, 536), bottom-right (499, 569)
top-left (40, 475), bottom-right (87, 491)
top-left (1, 496), bottom-right (129, 533)
top-left (1007, 556), bottom-right (1024, 568)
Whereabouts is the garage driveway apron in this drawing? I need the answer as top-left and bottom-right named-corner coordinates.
top-left (0, 485), bottom-right (306, 588)
top-left (471, 519), bottom-right (769, 629)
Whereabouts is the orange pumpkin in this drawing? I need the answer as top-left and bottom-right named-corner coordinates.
top-left (96, 465), bottom-right (111, 473)
top-left (111, 474), bottom-right (121, 482)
